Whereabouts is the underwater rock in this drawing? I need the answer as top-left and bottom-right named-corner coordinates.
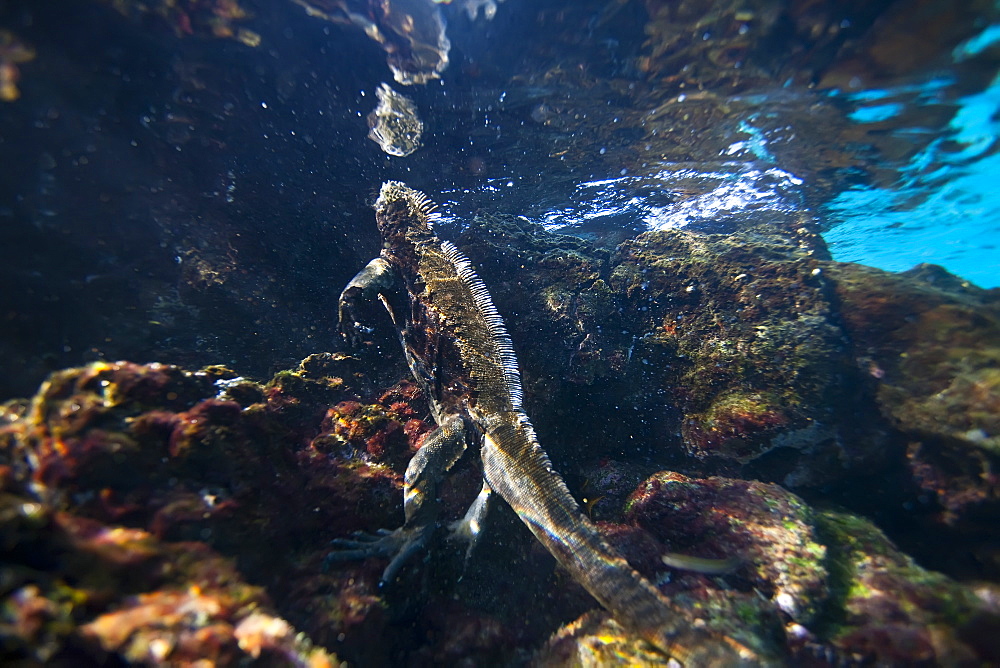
top-left (815, 0), bottom-right (997, 89)
top-left (536, 612), bottom-right (678, 667)
top-left (3, 355), bottom-right (998, 664)
top-left (457, 214), bottom-right (863, 487)
top-left (831, 262), bottom-right (1000, 451)
top-left (632, 0), bottom-right (865, 132)
top-left (367, 82), bottom-right (423, 157)
top-left (637, 0), bottom-right (986, 95)
top-left (828, 262), bottom-right (1000, 533)
top-left (814, 510), bottom-right (996, 665)
top-left (102, 0), bottom-right (259, 44)
top-left (610, 228), bottom-right (847, 469)
top-left (0, 489), bottom-right (335, 665)
top-left (0, 355), bottom-right (420, 665)
top-left (539, 471), bottom-right (997, 665)
top-left (625, 472), bottom-right (828, 627)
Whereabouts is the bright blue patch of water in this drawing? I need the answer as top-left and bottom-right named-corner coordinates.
top-left (824, 72), bottom-right (1000, 288)
top-left (954, 23), bottom-right (1000, 61)
top-left (824, 152), bottom-right (1000, 288)
top-left (848, 103), bottom-right (904, 123)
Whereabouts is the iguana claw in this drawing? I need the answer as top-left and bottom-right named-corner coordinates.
top-left (323, 526), bottom-right (432, 585)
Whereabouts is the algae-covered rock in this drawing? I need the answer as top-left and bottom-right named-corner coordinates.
top-left (0, 356), bottom-right (423, 665)
top-left (536, 472), bottom-right (826, 664)
top-left (539, 471), bottom-right (998, 666)
top-left (0, 489), bottom-right (336, 666)
top-left (535, 612), bottom-right (669, 667)
top-left (815, 510), bottom-right (996, 664)
top-left (456, 214), bottom-right (867, 489)
top-left (610, 228), bottom-right (846, 469)
top-left (103, 0), bottom-right (257, 44)
top-left (625, 472), bottom-right (828, 627)
top-left (828, 262), bottom-right (1000, 546)
top-left (829, 263), bottom-right (1000, 455)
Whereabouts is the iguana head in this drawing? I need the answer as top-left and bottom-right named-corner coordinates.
top-left (374, 181), bottom-right (440, 240)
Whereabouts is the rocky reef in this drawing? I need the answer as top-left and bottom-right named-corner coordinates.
top-left (3, 253), bottom-right (999, 665)
top-left (539, 479), bottom-right (998, 666)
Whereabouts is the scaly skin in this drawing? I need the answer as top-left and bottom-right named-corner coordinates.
top-left (334, 181), bottom-right (767, 666)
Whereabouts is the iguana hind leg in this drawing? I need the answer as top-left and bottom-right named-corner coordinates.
top-left (325, 413), bottom-right (469, 584)
top-left (448, 479), bottom-right (492, 559)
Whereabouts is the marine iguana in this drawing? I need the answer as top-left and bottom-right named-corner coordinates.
top-left (332, 181), bottom-right (762, 665)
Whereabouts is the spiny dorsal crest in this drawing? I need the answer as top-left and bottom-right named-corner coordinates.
top-left (439, 239), bottom-right (524, 412)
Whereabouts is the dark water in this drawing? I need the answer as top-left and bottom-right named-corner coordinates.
top-left (1, 0), bottom-right (997, 401)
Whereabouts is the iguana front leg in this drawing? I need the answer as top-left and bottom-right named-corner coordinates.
top-left (338, 257), bottom-right (398, 346)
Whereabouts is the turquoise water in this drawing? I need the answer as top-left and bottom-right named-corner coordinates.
top-left (824, 28), bottom-right (1000, 288)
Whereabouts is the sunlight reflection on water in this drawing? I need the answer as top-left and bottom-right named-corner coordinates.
top-left (535, 166), bottom-right (804, 234)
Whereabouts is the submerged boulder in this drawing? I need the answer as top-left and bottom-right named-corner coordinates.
top-left (539, 472), bottom-right (997, 666)
top-left (3, 355), bottom-right (996, 664)
top-left (829, 262), bottom-right (1000, 528)
top-left (457, 215), bottom-right (999, 561)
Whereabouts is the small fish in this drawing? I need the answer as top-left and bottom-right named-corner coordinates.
top-left (661, 552), bottom-right (743, 575)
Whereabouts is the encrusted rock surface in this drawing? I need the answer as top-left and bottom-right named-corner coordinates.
top-left (459, 215), bottom-right (876, 488)
top-left (813, 509), bottom-right (998, 665)
top-left (3, 345), bottom-right (997, 664)
top-left (0, 355), bottom-right (400, 664)
top-left (830, 262), bottom-right (1000, 524)
top-left (538, 471), bottom-right (998, 666)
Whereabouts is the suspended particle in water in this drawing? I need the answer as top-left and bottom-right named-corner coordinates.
top-left (367, 83), bottom-right (423, 157)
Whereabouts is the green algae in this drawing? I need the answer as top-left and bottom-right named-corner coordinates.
top-left (813, 510), bottom-right (983, 648)
top-left (607, 229), bottom-right (847, 470)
